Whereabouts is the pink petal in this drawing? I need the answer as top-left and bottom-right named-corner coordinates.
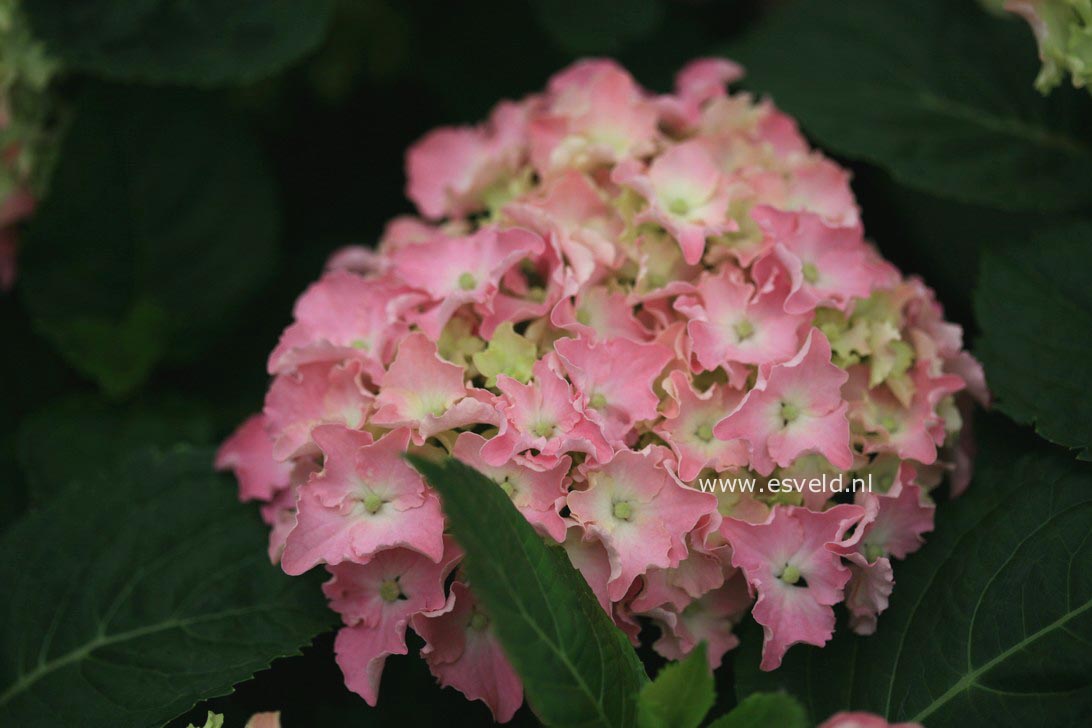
top-left (215, 414), bottom-right (294, 502)
top-left (413, 582), bottom-right (524, 723)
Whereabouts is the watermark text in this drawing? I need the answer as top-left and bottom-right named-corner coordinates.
top-left (695, 473), bottom-right (873, 494)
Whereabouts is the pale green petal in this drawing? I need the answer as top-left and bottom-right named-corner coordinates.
top-left (472, 322), bottom-right (537, 387)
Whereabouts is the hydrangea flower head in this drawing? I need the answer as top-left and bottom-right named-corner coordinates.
top-left (1007, 0), bottom-right (1092, 94)
top-left (219, 57), bottom-right (983, 718)
top-left (1, 0), bottom-right (56, 291)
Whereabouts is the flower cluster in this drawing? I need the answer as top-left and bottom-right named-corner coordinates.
top-left (218, 58), bottom-right (986, 721)
top-left (1006, 0), bottom-right (1092, 94)
top-left (0, 102), bottom-right (34, 291)
top-left (821, 713), bottom-right (920, 728)
top-left (0, 0), bottom-right (56, 290)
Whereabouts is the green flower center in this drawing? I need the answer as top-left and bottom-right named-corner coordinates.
top-left (668, 198), bottom-right (691, 216)
top-left (458, 272), bottom-right (477, 290)
top-left (532, 420), bottom-right (556, 438)
top-left (780, 401), bottom-right (800, 425)
top-left (589, 392), bottom-right (608, 409)
top-left (863, 543), bottom-right (885, 562)
top-left (734, 319), bottom-right (755, 342)
top-left (362, 492), bottom-right (384, 514)
top-left (469, 611), bottom-right (490, 631)
top-left (498, 478), bottom-right (516, 497)
top-left (695, 422), bottom-right (714, 443)
top-left (802, 261), bottom-right (820, 284)
top-left (379, 578), bottom-right (401, 603)
top-left (646, 272), bottom-right (667, 289)
top-left (612, 500), bottom-right (634, 521)
top-left (779, 564), bottom-right (802, 585)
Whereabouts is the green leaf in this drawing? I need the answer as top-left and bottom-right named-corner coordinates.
top-left (706, 692), bottom-right (807, 728)
top-left (729, 0), bottom-right (1092, 211)
top-left (975, 221), bottom-right (1092, 459)
top-left (20, 85), bottom-right (280, 396)
top-left (637, 643), bottom-right (714, 728)
top-left (37, 299), bottom-right (168, 399)
top-left (408, 454), bottom-right (647, 727)
top-left (0, 447), bottom-right (333, 727)
top-left (17, 394), bottom-right (214, 502)
top-left (735, 415), bottom-right (1092, 726)
top-left (24, 0), bottom-right (334, 86)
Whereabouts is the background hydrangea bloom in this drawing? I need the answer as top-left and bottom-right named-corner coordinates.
top-left (0, 0), bottom-right (56, 291)
top-left (1006, 0), bottom-right (1092, 93)
top-left (219, 57), bottom-right (983, 720)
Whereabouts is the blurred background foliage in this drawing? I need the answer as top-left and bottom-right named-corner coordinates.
top-left (1, 0), bottom-right (1089, 725)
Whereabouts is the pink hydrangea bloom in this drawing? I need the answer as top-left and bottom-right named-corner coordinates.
top-left (280, 426), bottom-right (445, 575)
top-left (819, 712), bottom-right (922, 728)
top-left (243, 712), bottom-right (282, 728)
top-left (567, 448), bottom-right (718, 600)
top-left (630, 543), bottom-right (728, 613)
top-left (452, 431), bottom-right (569, 543)
top-left (406, 101), bottom-right (529, 220)
top-left (264, 360), bottom-right (373, 460)
top-left (267, 270), bottom-right (415, 380)
top-left (831, 463), bottom-right (935, 634)
top-left (614, 140), bottom-right (738, 264)
top-left (215, 414), bottom-right (294, 502)
top-left (483, 356), bottom-right (612, 468)
top-left (680, 266), bottom-right (809, 369)
top-left (555, 334), bottom-right (673, 443)
top-left (328, 536), bottom-right (463, 704)
top-left (506, 170), bottom-right (622, 285)
top-left (372, 332), bottom-right (498, 442)
top-left (724, 504), bottom-right (864, 670)
top-left (645, 572), bottom-right (752, 669)
top-left (413, 581), bottom-right (524, 722)
top-left (551, 284), bottom-right (650, 341)
top-left (655, 369), bottom-right (747, 481)
top-left (562, 525), bottom-right (614, 612)
top-left (751, 206), bottom-right (895, 314)
top-left (657, 58), bottom-right (744, 132)
top-left (389, 226), bottom-right (544, 339)
top-left (714, 329), bottom-right (854, 476)
top-left (219, 56), bottom-right (984, 718)
top-left (529, 59), bottom-right (658, 176)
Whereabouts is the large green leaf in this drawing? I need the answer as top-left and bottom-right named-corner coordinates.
top-left (637, 643), bottom-right (714, 728)
top-left (975, 221), bottom-right (1092, 460)
top-left (707, 692), bottom-right (806, 728)
top-left (20, 85), bottom-right (280, 396)
top-left (408, 455), bottom-right (647, 728)
top-left (735, 416), bottom-right (1092, 726)
top-left (0, 447), bottom-right (332, 727)
top-left (17, 394), bottom-right (214, 502)
top-left (729, 0), bottom-right (1092, 211)
top-left (24, 0), bottom-right (333, 86)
